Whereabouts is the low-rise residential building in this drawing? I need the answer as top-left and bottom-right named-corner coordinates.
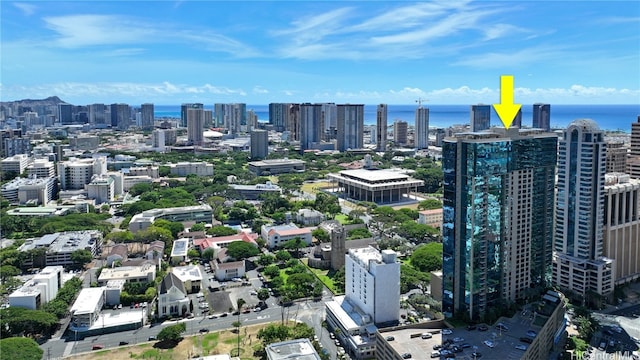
top-left (26, 159), bottom-right (56, 178)
top-left (0, 176), bottom-right (57, 205)
top-left (122, 175), bottom-right (153, 191)
top-left (296, 208), bottom-right (325, 226)
top-left (18, 231), bottom-right (102, 268)
top-left (325, 295), bottom-right (378, 360)
top-left (1, 154), bottom-right (31, 176)
top-left (157, 272), bottom-right (190, 318)
top-left (266, 338), bottom-right (321, 360)
top-left (127, 166), bottom-right (159, 178)
top-left (229, 182), bottom-right (282, 200)
top-left (97, 264), bottom-right (156, 286)
top-left (214, 260), bottom-right (245, 281)
top-left (9, 266), bottom-right (64, 310)
top-left (247, 158), bottom-right (306, 176)
top-left (70, 287), bottom-right (106, 330)
top-left (171, 265), bottom-right (203, 294)
top-left (417, 208), bottom-right (443, 229)
top-left (169, 162), bottom-right (214, 176)
top-left (170, 238), bottom-right (190, 265)
top-left (261, 223), bottom-right (313, 249)
top-left (106, 244), bottom-right (128, 267)
top-left (87, 175), bottom-right (115, 204)
top-left (129, 205), bottom-right (213, 233)
top-left (193, 232), bottom-right (258, 252)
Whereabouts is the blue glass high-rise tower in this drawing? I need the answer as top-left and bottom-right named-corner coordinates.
top-left (442, 128), bottom-right (557, 321)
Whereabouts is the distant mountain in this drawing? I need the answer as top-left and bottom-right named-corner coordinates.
top-left (0, 96), bottom-right (69, 108)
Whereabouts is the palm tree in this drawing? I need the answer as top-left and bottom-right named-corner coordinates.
top-left (235, 298), bottom-right (246, 356)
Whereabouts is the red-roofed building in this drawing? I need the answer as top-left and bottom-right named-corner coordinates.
top-left (260, 224), bottom-right (313, 249)
top-left (193, 232), bottom-right (259, 252)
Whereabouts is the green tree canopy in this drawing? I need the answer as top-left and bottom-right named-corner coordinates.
top-left (226, 241), bottom-right (259, 260)
top-left (417, 199), bottom-right (443, 210)
top-left (312, 228), bottom-right (329, 242)
top-left (347, 228), bottom-right (371, 240)
top-left (206, 225), bottom-right (238, 237)
top-left (157, 322), bottom-right (186, 343)
top-left (0, 265), bottom-right (20, 280)
top-left (190, 223), bottom-right (206, 232)
top-left (275, 250), bottom-right (292, 262)
top-left (257, 288), bottom-right (270, 301)
top-left (70, 249), bottom-right (93, 270)
top-left (153, 219), bottom-right (184, 238)
top-left (257, 253), bottom-right (276, 266)
top-left (263, 265), bottom-right (280, 278)
top-left (258, 323), bottom-right (290, 344)
top-left (0, 337), bottom-right (43, 360)
top-left (410, 242), bottom-right (443, 272)
top-left (0, 307), bottom-right (58, 337)
top-left (202, 248), bottom-right (215, 261)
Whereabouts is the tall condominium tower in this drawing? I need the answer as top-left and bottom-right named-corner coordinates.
top-left (288, 104), bottom-right (301, 141)
top-left (606, 141), bottom-right (627, 173)
top-left (336, 104), bottom-right (364, 152)
top-left (512, 108), bottom-right (523, 128)
top-left (376, 104), bottom-right (388, 152)
top-left (442, 128), bottom-right (557, 320)
top-left (58, 104), bottom-right (73, 125)
top-left (627, 116), bottom-right (640, 179)
top-left (187, 106), bottom-right (204, 146)
top-left (300, 103), bottom-right (324, 151)
top-left (321, 103), bottom-right (338, 134)
top-left (603, 173), bottom-right (640, 285)
top-left (394, 120), bottom-right (408, 145)
top-left (470, 104), bottom-right (491, 132)
top-left (110, 103), bottom-right (130, 130)
top-left (552, 119), bottom-right (614, 299)
top-left (214, 103), bottom-right (246, 134)
top-left (268, 103), bottom-right (288, 132)
top-left (140, 103), bottom-right (154, 130)
top-left (250, 129), bottom-right (268, 159)
top-left (89, 104), bottom-right (106, 127)
top-left (415, 106), bottom-right (429, 149)
top-left (532, 103), bottom-right (551, 131)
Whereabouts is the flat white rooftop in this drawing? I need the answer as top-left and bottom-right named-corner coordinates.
top-left (70, 287), bottom-right (105, 315)
top-left (98, 264), bottom-right (155, 282)
top-left (171, 238), bottom-right (190, 257)
top-left (340, 169), bottom-right (408, 182)
top-left (172, 265), bottom-right (203, 282)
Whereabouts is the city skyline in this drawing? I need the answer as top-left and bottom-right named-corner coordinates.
top-left (1, 1), bottom-right (639, 105)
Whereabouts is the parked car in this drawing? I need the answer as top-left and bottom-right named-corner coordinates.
top-left (467, 325), bottom-right (477, 330)
top-left (208, 314), bottom-right (218, 319)
top-left (453, 337), bottom-right (464, 343)
top-left (421, 332), bottom-right (433, 339)
top-left (478, 325), bottom-right (488, 331)
top-left (442, 329), bottom-right (453, 335)
top-left (118, 341), bottom-right (128, 346)
top-left (526, 330), bottom-right (537, 337)
top-left (520, 337), bottom-right (533, 344)
top-left (483, 340), bottom-right (495, 348)
top-left (431, 351), bottom-right (440, 358)
top-left (515, 344), bottom-right (528, 351)
top-left (433, 344), bottom-right (442, 350)
top-left (148, 336), bottom-right (157, 341)
top-left (199, 328), bottom-right (209, 333)
top-left (385, 336), bottom-right (395, 341)
top-left (401, 353), bottom-right (412, 359)
top-left (92, 344), bottom-right (104, 350)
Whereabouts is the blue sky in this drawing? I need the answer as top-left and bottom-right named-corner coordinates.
top-left (1, 1), bottom-right (639, 105)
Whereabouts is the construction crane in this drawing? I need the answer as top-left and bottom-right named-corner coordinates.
top-left (416, 98), bottom-right (428, 108)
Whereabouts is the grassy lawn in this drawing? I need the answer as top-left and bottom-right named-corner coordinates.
top-left (300, 181), bottom-right (332, 194)
top-left (392, 203), bottom-right (420, 210)
top-left (301, 259), bottom-right (343, 295)
top-left (335, 214), bottom-right (350, 225)
top-left (278, 268), bottom-right (290, 283)
top-left (66, 324), bottom-right (267, 360)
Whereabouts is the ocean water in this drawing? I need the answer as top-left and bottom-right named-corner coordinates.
top-left (155, 104), bottom-right (640, 132)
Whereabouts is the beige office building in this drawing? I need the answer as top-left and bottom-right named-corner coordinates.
top-left (603, 173), bottom-right (640, 285)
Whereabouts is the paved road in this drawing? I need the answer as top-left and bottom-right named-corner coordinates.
top-left (40, 297), bottom-right (331, 359)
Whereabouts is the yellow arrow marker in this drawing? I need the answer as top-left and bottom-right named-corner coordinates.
top-left (493, 75), bottom-right (521, 129)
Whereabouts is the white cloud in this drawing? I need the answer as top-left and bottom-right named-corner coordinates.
top-left (271, 7), bottom-right (353, 45)
top-left (452, 47), bottom-right (564, 68)
top-left (483, 24), bottom-right (529, 41)
top-left (253, 86), bottom-right (269, 94)
top-left (2, 83), bottom-right (638, 105)
top-left (597, 16), bottom-right (640, 25)
top-left (39, 14), bottom-right (258, 57)
top-left (13, 2), bottom-right (36, 16)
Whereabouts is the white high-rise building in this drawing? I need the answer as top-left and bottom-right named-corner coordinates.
top-left (345, 247), bottom-right (400, 325)
top-left (57, 157), bottom-right (107, 190)
top-left (26, 159), bottom-right (56, 178)
top-left (87, 175), bottom-right (115, 204)
top-left (552, 119), bottom-right (614, 299)
top-left (414, 106), bottom-right (429, 149)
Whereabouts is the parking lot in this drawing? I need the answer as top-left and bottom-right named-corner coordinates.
top-left (200, 264), bottom-right (269, 316)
